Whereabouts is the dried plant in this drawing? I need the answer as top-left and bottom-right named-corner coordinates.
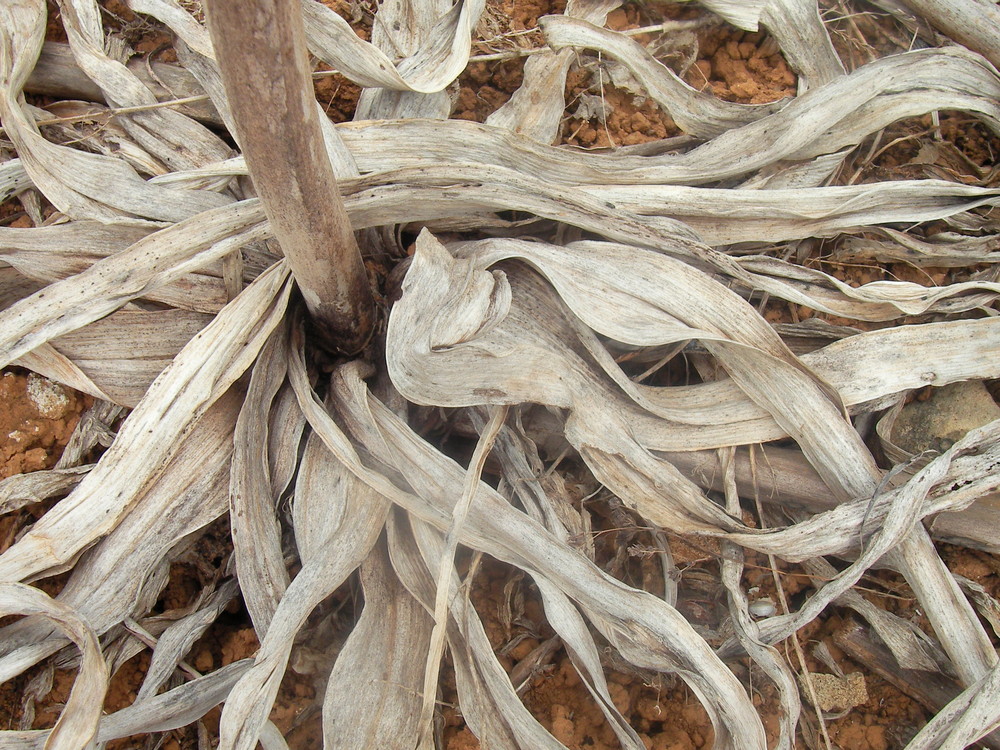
top-left (1, 0), bottom-right (1000, 748)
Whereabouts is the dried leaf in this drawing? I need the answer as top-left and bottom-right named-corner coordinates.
top-left (0, 583), bottom-right (108, 750)
top-left (0, 261), bottom-right (290, 583)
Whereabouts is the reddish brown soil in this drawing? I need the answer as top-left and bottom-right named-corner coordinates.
top-left (0, 371), bottom-right (88, 563)
top-left (0, 372), bottom-right (85, 481)
top-left (450, 0), bottom-right (797, 147)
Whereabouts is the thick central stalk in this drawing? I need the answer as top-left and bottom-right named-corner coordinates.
top-left (206, 0), bottom-right (374, 353)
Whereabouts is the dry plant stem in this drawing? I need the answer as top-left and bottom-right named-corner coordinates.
top-left (661, 446), bottom-right (1000, 554)
top-left (896, 0), bottom-right (1000, 69)
top-left (418, 404), bottom-right (509, 748)
top-left (749, 450), bottom-right (832, 750)
top-left (721, 448), bottom-right (811, 750)
top-left (834, 622), bottom-right (1000, 750)
top-left (891, 529), bottom-right (999, 686)
top-left (205, 0), bottom-right (374, 353)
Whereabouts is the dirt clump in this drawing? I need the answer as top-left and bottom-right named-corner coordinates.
top-left (804, 671), bottom-right (869, 712)
top-left (694, 28), bottom-right (796, 104)
top-left (561, 10), bottom-right (796, 147)
top-left (0, 371), bottom-right (87, 481)
top-left (454, 59), bottom-right (527, 122)
top-left (314, 67), bottom-right (364, 123)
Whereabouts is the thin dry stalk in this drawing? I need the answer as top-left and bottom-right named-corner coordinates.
top-left (749, 452), bottom-right (832, 750)
top-left (418, 404), bottom-right (509, 747)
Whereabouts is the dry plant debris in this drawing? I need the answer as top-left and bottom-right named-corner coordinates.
top-left (1, 0), bottom-right (1000, 748)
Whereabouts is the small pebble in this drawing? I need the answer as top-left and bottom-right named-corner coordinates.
top-left (749, 597), bottom-right (776, 618)
top-left (26, 373), bottom-right (71, 420)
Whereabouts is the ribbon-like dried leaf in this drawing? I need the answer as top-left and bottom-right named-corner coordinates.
top-left (0, 261), bottom-right (289, 584)
top-left (301, 0), bottom-right (485, 93)
top-left (322, 539), bottom-right (431, 750)
top-left (0, 583), bottom-right (108, 750)
top-left (0, 388), bottom-right (238, 681)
